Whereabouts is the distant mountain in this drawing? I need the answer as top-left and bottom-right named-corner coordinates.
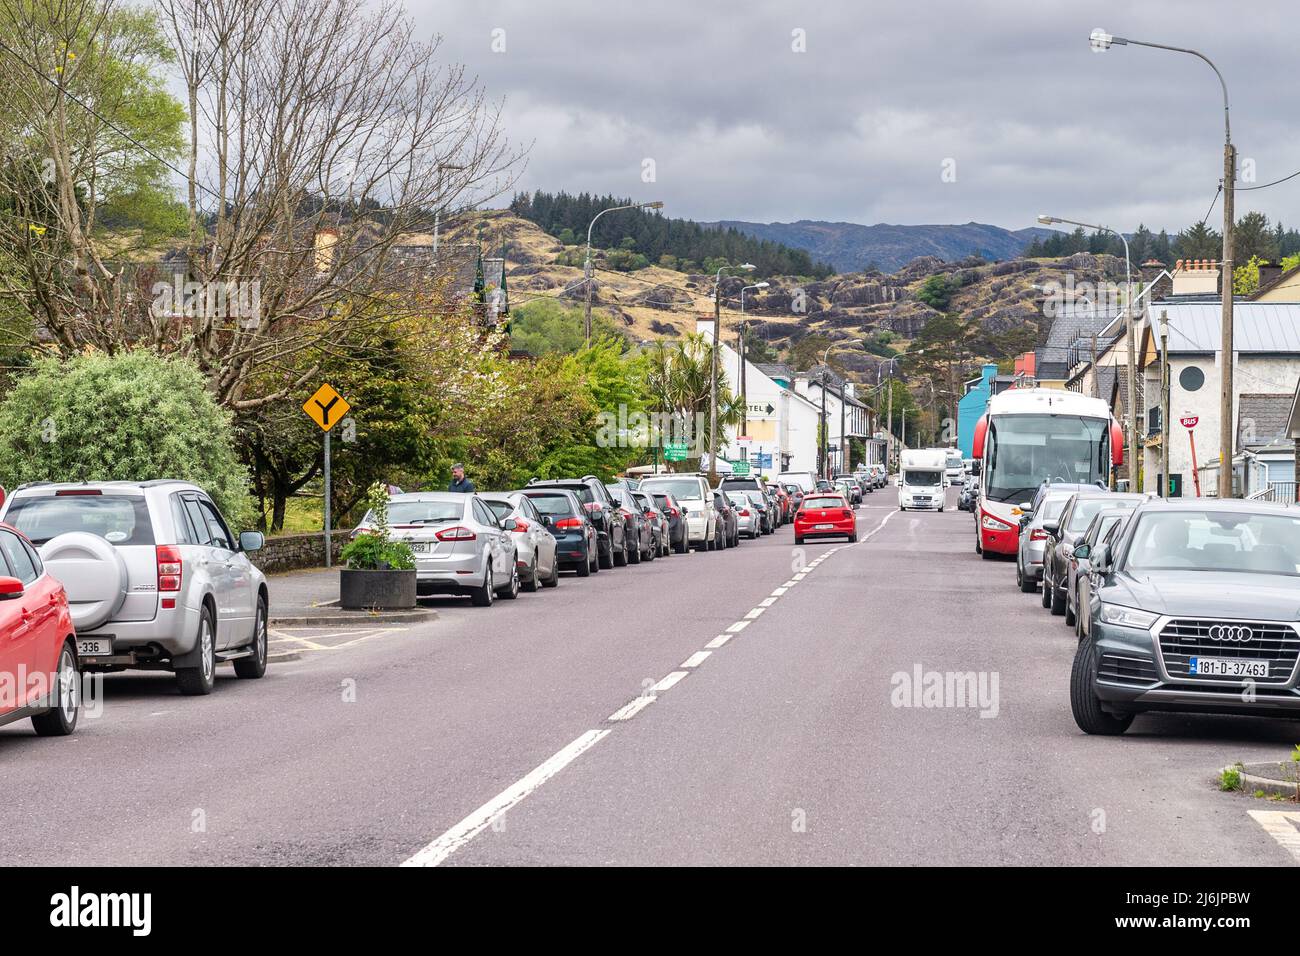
top-left (707, 220), bottom-right (1054, 273)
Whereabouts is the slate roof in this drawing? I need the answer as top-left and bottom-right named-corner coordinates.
top-left (1036, 303), bottom-right (1118, 380)
top-left (1238, 393), bottom-right (1295, 449)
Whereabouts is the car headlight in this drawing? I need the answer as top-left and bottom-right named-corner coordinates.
top-left (981, 514), bottom-right (1012, 531)
top-left (1098, 604), bottom-right (1158, 629)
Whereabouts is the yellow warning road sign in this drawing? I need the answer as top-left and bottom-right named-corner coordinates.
top-left (303, 384), bottom-right (351, 432)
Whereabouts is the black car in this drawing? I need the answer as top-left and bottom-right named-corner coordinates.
top-left (527, 476), bottom-right (625, 569)
top-left (1042, 492), bottom-right (1147, 617)
top-left (650, 492), bottom-right (689, 554)
top-left (712, 490), bottom-right (740, 548)
top-left (631, 490), bottom-right (671, 558)
top-left (1071, 499), bottom-right (1300, 735)
top-left (520, 487), bottom-right (598, 577)
top-left (607, 485), bottom-right (655, 564)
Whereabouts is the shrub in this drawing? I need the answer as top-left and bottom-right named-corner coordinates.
top-left (0, 350), bottom-right (252, 525)
top-left (340, 482), bottom-right (415, 570)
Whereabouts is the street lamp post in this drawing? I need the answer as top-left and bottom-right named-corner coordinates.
top-left (738, 281), bottom-right (769, 440)
top-left (1091, 29), bottom-right (1234, 497)
top-left (707, 263), bottom-right (756, 485)
top-left (583, 200), bottom-right (663, 343)
top-left (1039, 214), bottom-right (1136, 489)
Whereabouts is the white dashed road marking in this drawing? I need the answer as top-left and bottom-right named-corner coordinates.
top-left (1248, 810), bottom-right (1300, 863)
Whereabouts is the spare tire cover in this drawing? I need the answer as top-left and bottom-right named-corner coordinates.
top-left (38, 532), bottom-right (130, 632)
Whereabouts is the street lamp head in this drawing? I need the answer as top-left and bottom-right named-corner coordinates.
top-left (755, 281), bottom-right (770, 289)
top-left (642, 201), bottom-right (664, 210)
top-left (1089, 29), bottom-right (1125, 52)
top-left (1037, 214), bottom-right (1057, 226)
top-left (740, 263), bottom-right (756, 271)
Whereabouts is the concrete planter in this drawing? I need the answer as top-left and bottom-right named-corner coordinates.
top-left (339, 568), bottom-right (417, 610)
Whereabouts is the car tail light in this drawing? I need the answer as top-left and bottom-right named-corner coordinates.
top-left (56, 489), bottom-right (103, 496)
top-left (667, 507), bottom-right (679, 518)
top-left (841, 509), bottom-right (853, 519)
top-left (157, 545), bottom-right (183, 592)
top-left (739, 508), bottom-right (750, 517)
top-left (435, 526), bottom-right (477, 541)
top-left (554, 517), bottom-right (583, 529)
top-left (1030, 528), bottom-right (1047, 541)
top-left (583, 501), bottom-right (600, 512)
top-left (620, 508), bottom-right (634, 519)
top-left (512, 519), bottom-right (531, 532)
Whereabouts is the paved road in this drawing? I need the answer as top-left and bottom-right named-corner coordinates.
top-left (2, 488), bottom-right (1295, 865)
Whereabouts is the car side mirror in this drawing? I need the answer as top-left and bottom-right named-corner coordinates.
top-left (239, 530), bottom-right (265, 553)
top-left (0, 575), bottom-right (23, 599)
top-left (500, 518), bottom-right (518, 531)
top-left (1042, 521), bottom-right (1060, 537)
top-left (1072, 543), bottom-right (1091, 560)
top-left (541, 514), bottom-right (553, 526)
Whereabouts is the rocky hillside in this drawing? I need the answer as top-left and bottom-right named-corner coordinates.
top-left (709, 219), bottom-right (1054, 272)
top-left (447, 211), bottom-right (1127, 379)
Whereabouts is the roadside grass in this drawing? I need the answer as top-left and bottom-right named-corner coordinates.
top-left (258, 497), bottom-right (324, 535)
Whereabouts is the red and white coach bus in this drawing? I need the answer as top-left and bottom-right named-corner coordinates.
top-left (972, 388), bottom-right (1123, 557)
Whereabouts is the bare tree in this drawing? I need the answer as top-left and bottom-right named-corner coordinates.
top-left (0, 0), bottom-right (525, 407)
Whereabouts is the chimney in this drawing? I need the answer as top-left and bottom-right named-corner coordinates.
top-left (1257, 260), bottom-right (1283, 291)
top-left (1139, 259), bottom-right (1172, 301)
top-left (314, 228), bottom-right (339, 274)
top-left (1170, 258), bottom-right (1220, 297)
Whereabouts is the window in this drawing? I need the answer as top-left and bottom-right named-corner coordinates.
top-left (182, 496), bottom-right (212, 546)
top-left (20, 538), bottom-right (43, 576)
top-left (472, 499), bottom-right (496, 526)
top-left (1126, 510), bottom-right (1300, 575)
top-left (197, 499), bottom-right (234, 551)
top-left (1179, 366), bottom-right (1205, 392)
top-left (0, 530), bottom-right (39, 584)
top-left (388, 500), bottom-right (466, 525)
top-left (6, 494), bottom-right (155, 546)
top-left (171, 494), bottom-right (197, 544)
top-left (524, 493), bottom-right (577, 518)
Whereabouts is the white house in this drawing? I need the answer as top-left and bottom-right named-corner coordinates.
top-left (793, 367), bottom-right (872, 474)
top-left (696, 321), bottom-right (822, 476)
top-left (1140, 301), bottom-right (1300, 496)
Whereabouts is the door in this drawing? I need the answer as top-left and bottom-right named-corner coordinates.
top-left (0, 530), bottom-right (46, 710)
top-left (472, 499), bottom-right (508, 579)
top-left (198, 497), bottom-right (254, 646)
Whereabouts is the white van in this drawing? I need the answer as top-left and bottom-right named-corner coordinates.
top-left (776, 471), bottom-right (818, 494)
top-left (897, 449), bottom-right (948, 512)
top-left (944, 449), bottom-right (965, 485)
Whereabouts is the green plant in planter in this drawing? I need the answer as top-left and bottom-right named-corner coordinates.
top-left (340, 482), bottom-right (415, 571)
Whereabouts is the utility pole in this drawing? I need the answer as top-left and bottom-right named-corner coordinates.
top-left (1160, 309), bottom-right (1170, 499)
top-left (885, 362), bottom-right (894, 472)
top-left (1220, 141), bottom-right (1236, 496)
top-left (708, 263), bottom-right (755, 485)
top-left (839, 380), bottom-right (846, 474)
top-left (819, 374), bottom-right (827, 479)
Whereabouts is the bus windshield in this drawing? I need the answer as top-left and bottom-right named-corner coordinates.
top-left (984, 414), bottom-right (1109, 503)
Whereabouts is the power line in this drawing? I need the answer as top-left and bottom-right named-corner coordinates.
top-left (1239, 168), bottom-right (1300, 192)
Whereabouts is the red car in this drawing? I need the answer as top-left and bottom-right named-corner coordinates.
top-left (794, 493), bottom-right (857, 545)
top-left (0, 521), bottom-right (80, 737)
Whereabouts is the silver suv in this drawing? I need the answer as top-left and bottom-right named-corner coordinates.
top-left (0, 480), bottom-right (269, 696)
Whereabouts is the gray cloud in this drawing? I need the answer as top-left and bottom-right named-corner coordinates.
top-left (416, 0), bottom-right (1300, 234)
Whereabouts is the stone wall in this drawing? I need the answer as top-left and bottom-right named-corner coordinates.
top-left (255, 530), bottom-right (349, 574)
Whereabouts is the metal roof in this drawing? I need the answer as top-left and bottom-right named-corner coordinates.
top-left (1155, 302), bottom-right (1300, 354)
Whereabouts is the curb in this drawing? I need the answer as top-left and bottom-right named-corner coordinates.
top-left (1227, 763), bottom-right (1300, 800)
top-left (269, 608), bottom-right (438, 627)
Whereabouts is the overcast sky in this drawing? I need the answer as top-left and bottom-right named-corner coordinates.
top-left (416, 0), bottom-right (1300, 234)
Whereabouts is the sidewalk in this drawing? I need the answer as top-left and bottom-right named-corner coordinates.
top-left (266, 567), bottom-right (437, 626)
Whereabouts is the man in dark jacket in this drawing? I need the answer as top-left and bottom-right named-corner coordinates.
top-left (448, 463), bottom-right (475, 494)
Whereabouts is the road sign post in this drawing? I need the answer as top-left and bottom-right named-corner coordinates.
top-left (1180, 415), bottom-right (1201, 498)
top-left (304, 384), bottom-right (353, 568)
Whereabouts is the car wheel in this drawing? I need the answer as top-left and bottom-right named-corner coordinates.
top-left (1018, 564), bottom-right (1036, 593)
top-left (471, 565), bottom-right (494, 607)
top-left (499, 560), bottom-right (520, 599)
top-left (1074, 594), bottom-right (1085, 639)
top-left (848, 531), bottom-right (857, 542)
top-left (1064, 589), bottom-right (1076, 627)
top-left (1070, 639), bottom-right (1135, 735)
top-left (543, 557), bottom-right (561, 588)
top-left (234, 596), bottom-right (269, 679)
top-left (522, 556), bottom-right (540, 592)
top-left (975, 532), bottom-right (982, 554)
top-left (31, 640), bottom-right (79, 737)
top-left (598, 536), bottom-right (615, 570)
top-left (575, 553), bottom-right (591, 578)
top-left (1049, 576), bottom-right (1066, 616)
top-left (1040, 570), bottom-right (1052, 609)
top-left (794, 534), bottom-right (803, 545)
top-left (176, 605), bottom-right (217, 696)
top-left (675, 534), bottom-right (688, 555)
top-left (626, 536), bottom-right (640, 564)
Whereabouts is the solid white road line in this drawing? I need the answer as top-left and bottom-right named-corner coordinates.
top-left (401, 728), bottom-right (611, 867)
top-left (607, 695), bottom-right (657, 722)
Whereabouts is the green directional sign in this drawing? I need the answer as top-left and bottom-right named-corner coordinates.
top-left (730, 459), bottom-right (750, 476)
top-left (663, 442), bottom-right (689, 462)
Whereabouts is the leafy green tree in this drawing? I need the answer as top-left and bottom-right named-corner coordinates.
top-left (0, 351), bottom-right (251, 524)
top-left (1234, 212), bottom-right (1279, 262)
top-left (914, 274), bottom-right (959, 311)
top-left (509, 299), bottom-right (624, 355)
top-left (1173, 221), bottom-right (1222, 261)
